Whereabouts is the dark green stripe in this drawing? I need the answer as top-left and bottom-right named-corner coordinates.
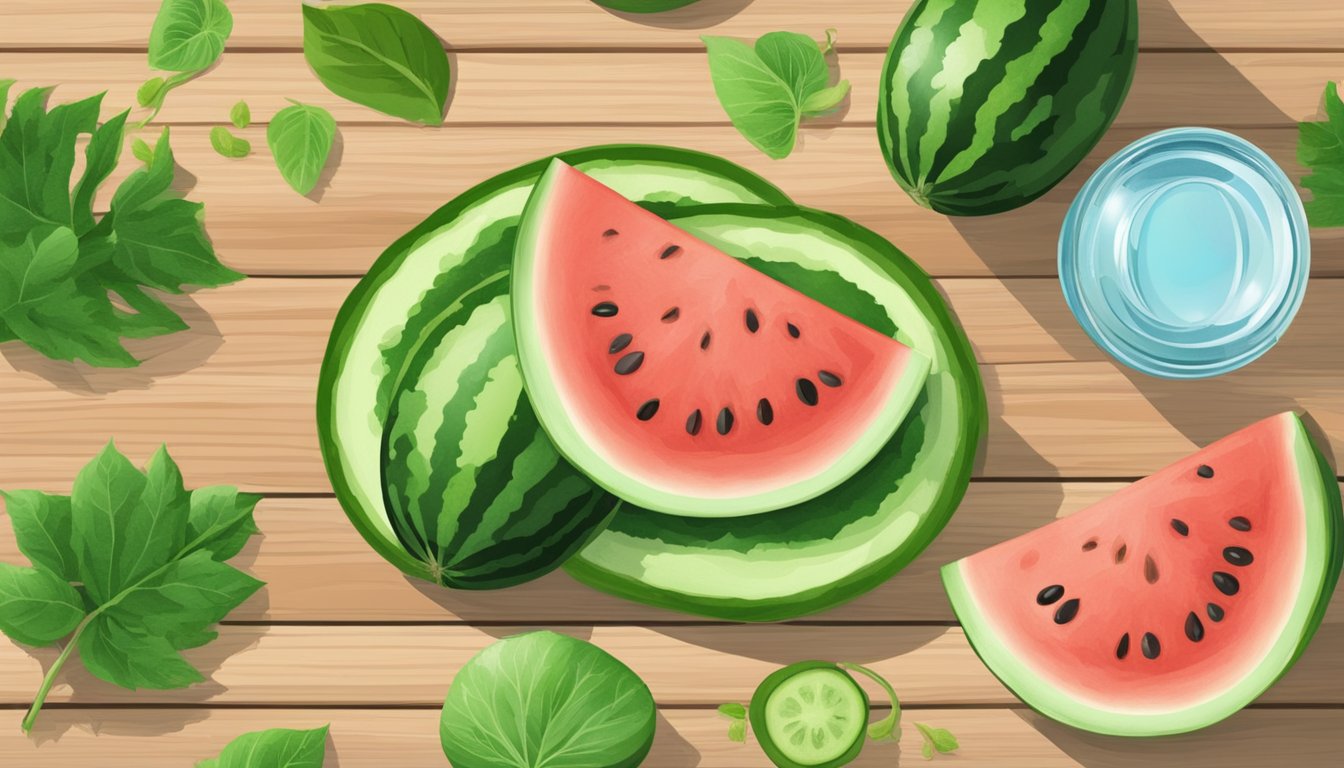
top-left (900, 0), bottom-right (981, 189)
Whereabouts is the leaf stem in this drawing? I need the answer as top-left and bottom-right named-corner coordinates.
top-left (838, 662), bottom-right (901, 740)
top-left (134, 70), bottom-right (200, 129)
top-left (21, 613), bottom-right (94, 733)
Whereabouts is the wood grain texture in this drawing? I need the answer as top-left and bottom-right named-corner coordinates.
top-left (3, 707), bottom-right (1339, 767)
top-left (5, 484), bottom-right (1339, 624)
top-left (0, 278), bottom-right (1340, 490)
top-left (1, 624), bottom-right (1339, 707)
top-left (2, 0), bottom-right (1342, 51)
top-left (0, 51), bottom-right (1334, 127)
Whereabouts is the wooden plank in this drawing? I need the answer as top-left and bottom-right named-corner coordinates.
top-left (1, 278), bottom-right (1341, 490)
top-left (1, 624), bottom-right (1339, 707)
top-left (0, 51), bottom-right (1335, 128)
top-left (7, 483), bottom-right (1339, 625)
top-left (3, 1), bottom-right (1343, 51)
top-left (26, 124), bottom-right (1337, 278)
top-left (2, 707), bottom-right (1340, 767)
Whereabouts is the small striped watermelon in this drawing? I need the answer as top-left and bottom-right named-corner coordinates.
top-left (878, 0), bottom-right (1138, 216)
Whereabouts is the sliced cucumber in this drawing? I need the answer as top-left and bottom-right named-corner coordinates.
top-left (749, 661), bottom-right (869, 768)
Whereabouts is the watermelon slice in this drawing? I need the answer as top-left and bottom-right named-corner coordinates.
top-left (944, 413), bottom-right (1342, 736)
top-left (512, 160), bottom-right (930, 518)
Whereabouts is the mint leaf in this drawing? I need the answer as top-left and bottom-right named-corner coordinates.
top-left (230, 100), bottom-right (251, 129)
top-left (197, 724), bottom-right (329, 768)
top-left (717, 702), bottom-right (746, 719)
top-left (137, 76), bottom-right (168, 109)
top-left (302, 2), bottom-right (451, 125)
top-left (268, 100), bottom-right (337, 195)
top-left (210, 125), bottom-right (251, 158)
top-left (915, 722), bottom-right (959, 758)
top-left (703, 30), bottom-right (850, 159)
top-left (149, 0), bottom-right (233, 73)
top-left (717, 702), bottom-right (748, 742)
top-left (1299, 81), bottom-right (1344, 227)
top-left (0, 443), bottom-right (264, 732)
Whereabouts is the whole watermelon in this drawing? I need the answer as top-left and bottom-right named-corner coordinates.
top-left (878, 0), bottom-right (1138, 216)
top-left (593, 0), bottom-right (702, 12)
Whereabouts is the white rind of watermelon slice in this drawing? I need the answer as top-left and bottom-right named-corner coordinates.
top-left (512, 160), bottom-right (930, 518)
top-left (944, 412), bottom-right (1342, 736)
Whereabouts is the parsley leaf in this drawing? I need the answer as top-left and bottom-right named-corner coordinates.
top-left (703, 30), bottom-right (850, 159)
top-left (197, 724), bottom-right (330, 768)
top-left (1299, 81), bottom-right (1344, 227)
top-left (0, 442), bottom-right (263, 732)
top-left (0, 90), bottom-right (241, 367)
top-left (915, 722), bottom-right (960, 759)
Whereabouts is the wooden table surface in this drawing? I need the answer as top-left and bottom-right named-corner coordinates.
top-left (2, 1), bottom-right (1343, 765)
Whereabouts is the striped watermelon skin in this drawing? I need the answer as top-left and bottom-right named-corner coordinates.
top-left (592, 1), bottom-right (701, 12)
top-left (878, 0), bottom-right (1138, 216)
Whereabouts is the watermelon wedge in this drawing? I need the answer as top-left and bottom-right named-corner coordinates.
top-left (512, 160), bottom-right (930, 518)
top-left (944, 413), bottom-right (1342, 736)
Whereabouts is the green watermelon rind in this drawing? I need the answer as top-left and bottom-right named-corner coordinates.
top-left (592, 0), bottom-right (702, 12)
top-left (877, 0), bottom-right (1139, 216)
top-left (565, 204), bottom-right (987, 621)
top-left (511, 159), bottom-right (933, 518)
top-left (942, 413), bottom-right (1343, 737)
top-left (317, 146), bottom-right (791, 584)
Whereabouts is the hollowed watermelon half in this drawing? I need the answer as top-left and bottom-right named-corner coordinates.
top-left (944, 412), bottom-right (1343, 736)
top-left (512, 160), bottom-right (931, 518)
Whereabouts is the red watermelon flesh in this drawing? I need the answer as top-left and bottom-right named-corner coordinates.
top-left (511, 160), bottom-right (930, 517)
top-left (943, 412), bottom-right (1342, 736)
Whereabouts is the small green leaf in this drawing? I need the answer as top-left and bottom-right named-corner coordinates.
top-left (922, 740), bottom-right (934, 760)
top-left (132, 137), bottom-right (156, 166)
top-left (149, 0), bottom-right (234, 73)
top-left (210, 125), bottom-right (251, 158)
top-left (268, 100), bottom-right (337, 195)
top-left (0, 564), bottom-right (85, 646)
top-left (727, 718), bottom-right (746, 743)
top-left (302, 2), bottom-right (451, 125)
top-left (717, 702), bottom-right (746, 719)
top-left (820, 28), bottom-right (838, 55)
top-left (915, 722), bottom-right (960, 758)
top-left (196, 725), bottom-right (329, 768)
top-left (229, 99), bottom-right (251, 129)
top-left (137, 77), bottom-right (168, 108)
top-left (800, 80), bottom-right (850, 116)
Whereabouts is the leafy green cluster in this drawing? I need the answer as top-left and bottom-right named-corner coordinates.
top-left (703, 30), bottom-right (850, 159)
top-left (1299, 81), bottom-right (1344, 227)
top-left (0, 443), bottom-right (263, 732)
top-left (0, 87), bottom-right (242, 367)
top-left (138, 0), bottom-right (234, 127)
top-left (197, 725), bottom-right (330, 768)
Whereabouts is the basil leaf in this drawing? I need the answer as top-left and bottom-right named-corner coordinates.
top-left (268, 100), bottom-right (337, 196)
top-left (197, 725), bottom-right (329, 768)
top-left (302, 2), bottom-right (451, 125)
top-left (703, 30), bottom-right (849, 159)
top-left (229, 99), bottom-right (250, 129)
top-left (210, 125), bottom-right (251, 158)
top-left (0, 564), bottom-right (85, 647)
top-left (148, 0), bottom-right (234, 73)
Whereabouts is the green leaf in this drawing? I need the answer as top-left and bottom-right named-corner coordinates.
top-left (268, 101), bottom-right (337, 195)
top-left (923, 740), bottom-right (934, 760)
top-left (2, 490), bottom-right (77, 580)
top-left (0, 226), bottom-right (80, 310)
top-left (73, 110), bottom-right (130, 235)
top-left (132, 137), bottom-right (156, 167)
top-left (148, 0), bottom-right (234, 73)
top-left (0, 88), bottom-right (102, 242)
top-left (196, 725), bottom-right (329, 768)
top-left (302, 2), bottom-right (451, 125)
top-left (727, 718), bottom-right (746, 743)
top-left (717, 702), bottom-right (748, 742)
top-left (1299, 81), bottom-right (1344, 228)
top-left (717, 702), bottom-right (746, 719)
top-left (210, 125), bottom-right (251, 158)
top-left (915, 722), bottom-right (959, 758)
top-left (754, 31), bottom-right (829, 103)
top-left (137, 77), bottom-right (168, 109)
top-left (229, 99), bottom-right (250, 129)
top-left (800, 80), bottom-right (850, 117)
top-left (79, 611), bottom-right (206, 689)
top-left (187, 486), bottom-right (262, 561)
top-left (0, 564), bottom-right (85, 646)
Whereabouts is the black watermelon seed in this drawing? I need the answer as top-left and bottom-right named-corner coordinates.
top-left (1053, 598), bottom-right (1080, 624)
top-left (660, 245), bottom-right (681, 260)
top-left (686, 409), bottom-right (702, 436)
top-left (609, 333), bottom-right (633, 354)
top-left (661, 307), bottom-right (680, 322)
top-left (1141, 632), bottom-right (1161, 659)
top-left (796, 378), bottom-right (819, 406)
top-left (614, 351), bottom-right (644, 375)
top-left (1223, 547), bottom-right (1253, 567)
top-left (757, 398), bottom-right (774, 426)
top-left (602, 228), bottom-right (619, 237)
top-left (1207, 602), bottom-right (1225, 622)
top-left (1082, 539), bottom-right (1098, 551)
top-left (1213, 571), bottom-right (1240, 596)
top-left (787, 323), bottom-right (801, 339)
top-left (716, 407), bottom-right (734, 435)
top-left (700, 331), bottom-right (711, 350)
top-left (1114, 544), bottom-right (1127, 564)
top-left (592, 302), bottom-right (618, 317)
top-left (1144, 555), bottom-right (1159, 584)
top-left (818, 370), bottom-right (842, 387)
top-left (1036, 585), bottom-right (1064, 605)
top-left (1116, 633), bottom-right (1130, 659)
top-left (1228, 516), bottom-right (1252, 532)
top-left (745, 309), bottom-right (760, 333)
top-left (1171, 518), bottom-right (1189, 536)
top-left (1185, 612), bottom-right (1205, 642)
top-left (1197, 464), bottom-right (1214, 478)
top-left (636, 399), bottom-right (660, 421)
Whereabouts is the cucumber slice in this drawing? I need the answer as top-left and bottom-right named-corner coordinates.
top-left (749, 661), bottom-right (869, 768)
